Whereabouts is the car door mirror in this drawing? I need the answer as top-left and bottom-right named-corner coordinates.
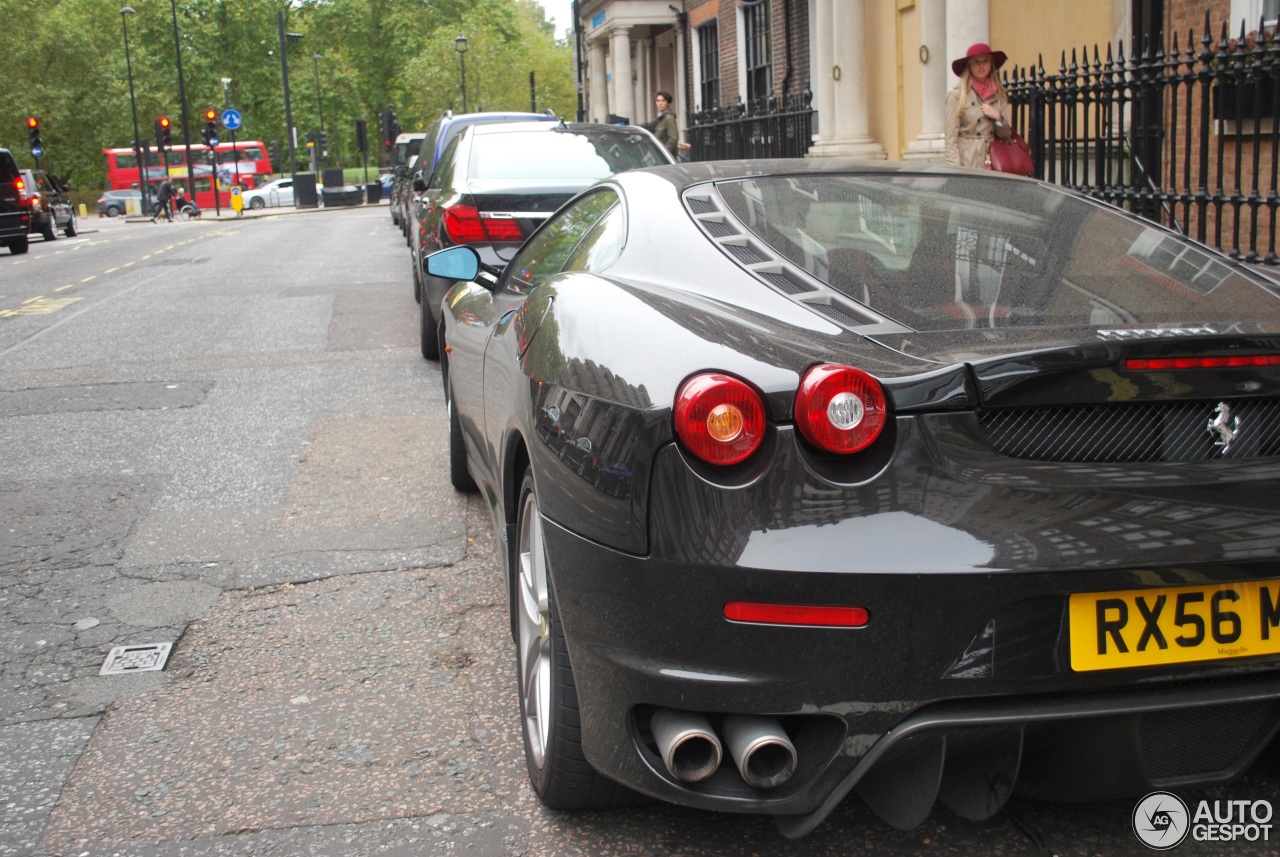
top-left (426, 246), bottom-right (480, 282)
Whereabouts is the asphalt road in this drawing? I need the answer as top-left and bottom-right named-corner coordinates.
top-left (0, 206), bottom-right (1276, 857)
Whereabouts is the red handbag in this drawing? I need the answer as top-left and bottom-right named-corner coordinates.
top-left (986, 131), bottom-right (1034, 176)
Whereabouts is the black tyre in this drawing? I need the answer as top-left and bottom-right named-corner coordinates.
top-left (446, 376), bottom-right (476, 493)
top-left (250, 197), bottom-right (265, 210)
top-left (7, 235), bottom-right (29, 254)
top-left (419, 292), bottom-right (440, 361)
top-left (64, 213), bottom-right (77, 237)
top-left (106, 205), bottom-right (122, 217)
top-left (412, 253), bottom-right (423, 304)
top-left (40, 216), bottom-right (56, 241)
top-left (513, 470), bottom-right (633, 809)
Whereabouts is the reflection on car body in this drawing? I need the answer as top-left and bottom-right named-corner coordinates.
top-left (427, 160), bottom-right (1280, 838)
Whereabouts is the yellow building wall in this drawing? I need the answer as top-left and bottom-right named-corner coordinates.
top-left (873, 0), bottom-right (1116, 160)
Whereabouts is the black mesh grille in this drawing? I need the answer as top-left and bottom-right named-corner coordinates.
top-left (687, 197), bottom-right (717, 215)
top-left (979, 399), bottom-right (1280, 462)
top-left (701, 219), bottom-right (739, 238)
top-left (1140, 700), bottom-right (1279, 779)
top-left (759, 271), bottom-right (811, 295)
top-left (810, 303), bottom-right (865, 327)
top-left (724, 243), bottom-right (766, 265)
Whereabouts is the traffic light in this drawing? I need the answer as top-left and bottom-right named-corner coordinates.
top-left (268, 141), bottom-right (281, 170)
top-left (318, 130), bottom-right (327, 152)
top-left (156, 117), bottom-right (172, 149)
top-left (355, 119), bottom-right (367, 154)
top-left (203, 109), bottom-right (218, 147)
top-left (26, 117), bottom-right (42, 152)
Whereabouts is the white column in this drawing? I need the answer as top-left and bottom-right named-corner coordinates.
top-left (808, 0), bottom-right (886, 159)
top-left (634, 39), bottom-right (649, 125)
top-left (946, 0), bottom-right (989, 79)
top-left (611, 27), bottom-right (635, 124)
top-left (904, 0), bottom-right (947, 161)
top-left (589, 39), bottom-right (608, 123)
top-left (675, 25), bottom-right (687, 143)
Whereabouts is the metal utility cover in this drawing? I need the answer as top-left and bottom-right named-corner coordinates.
top-left (99, 643), bottom-right (173, 676)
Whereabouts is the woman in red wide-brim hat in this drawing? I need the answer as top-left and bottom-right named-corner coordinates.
top-left (945, 42), bottom-right (1013, 168)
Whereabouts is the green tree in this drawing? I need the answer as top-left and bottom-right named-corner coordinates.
top-left (0, 0), bottom-right (573, 190)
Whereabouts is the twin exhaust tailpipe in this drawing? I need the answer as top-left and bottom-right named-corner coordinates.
top-left (650, 709), bottom-right (798, 788)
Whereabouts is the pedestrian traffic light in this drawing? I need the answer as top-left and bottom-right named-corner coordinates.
top-left (26, 117), bottom-right (42, 151)
top-left (156, 117), bottom-right (172, 149)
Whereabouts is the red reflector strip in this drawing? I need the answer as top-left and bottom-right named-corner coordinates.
top-left (1125, 355), bottom-right (1280, 371)
top-left (723, 602), bottom-right (869, 628)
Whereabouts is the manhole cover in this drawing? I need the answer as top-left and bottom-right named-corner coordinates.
top-left (99, 643), bottom-right (172, 676)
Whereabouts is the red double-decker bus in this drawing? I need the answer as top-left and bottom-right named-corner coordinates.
top-left (103, 140), bottom-right (272, 211)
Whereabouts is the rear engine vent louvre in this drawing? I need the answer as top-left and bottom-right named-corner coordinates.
top-left (979, 399), bottom-right (1280, 462)
top-left (681, 188), bottom-right (900, 333)
top-left (723, 242), bottom-right (767, 265)
top-left (757, 270), bottom-right (811, 295)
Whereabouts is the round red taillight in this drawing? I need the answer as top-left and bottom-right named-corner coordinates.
top-left (795, 364), bottom-right (887, 454)
top-left (674, 373), bottom-right (767, 465)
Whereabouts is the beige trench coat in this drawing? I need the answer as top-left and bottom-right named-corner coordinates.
top-left (944, 85), bottom-right (1012, 169)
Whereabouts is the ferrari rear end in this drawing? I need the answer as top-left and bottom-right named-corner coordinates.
top-left (533, 164), bottom-right (1280, 835)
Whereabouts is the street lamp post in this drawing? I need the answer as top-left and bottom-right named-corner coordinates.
top-left (276, 12), bottom-right (300, 179)
top-left (120, 7), bottom-right (149, 212)
top-left (168, 0), bottom-right (196, 204)
top-left (455, 34), bottom-right (469, 113)
top-left (312, 53), bottom-right (326, 168)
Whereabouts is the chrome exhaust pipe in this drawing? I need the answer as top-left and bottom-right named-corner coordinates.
top-left (722, 714), bottom-right (798, 789)
top-left (650, 709), bottom-right (723, 783)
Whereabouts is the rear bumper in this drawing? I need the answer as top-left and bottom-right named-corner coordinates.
top-left (546, 513), bottom-right (1280, 825)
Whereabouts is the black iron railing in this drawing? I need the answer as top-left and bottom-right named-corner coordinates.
top-left (686, 91), bottom-right (815, 161)
top-left (1005, 12), bottom-right (1280, 264)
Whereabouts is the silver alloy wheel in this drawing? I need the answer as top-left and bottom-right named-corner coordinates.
top-left (516, 487), bottom-right (551, 769)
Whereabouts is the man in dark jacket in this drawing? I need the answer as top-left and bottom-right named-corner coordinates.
top-left (651, 91), bottom-right (679, 160)
top-left (150, 180), bottom-right (174, 223)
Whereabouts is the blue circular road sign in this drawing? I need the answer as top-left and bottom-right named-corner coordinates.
top-left (221, 109), bottom-right (243, 130)
top-left (31, 146), bottom-right (44, 158)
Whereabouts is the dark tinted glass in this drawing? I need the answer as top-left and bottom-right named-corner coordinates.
top-left (505, 190), bottom-right (621, 292)
top-left (470, 129), bottom-right (666, 180)
top-left (713, 174), bottom-right (1280, 331)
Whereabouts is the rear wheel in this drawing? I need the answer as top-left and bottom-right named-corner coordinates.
top-left (249, 197), bottom-right (265, 210)
top-left (514, 471), bottom-right (630, 809)
top-left (7, 235), bottom-right (29, 254)
top-left (40, 216), bottom-right (56, 241)
top-left (106, 205), bottom-right (122, 217)
top-left (419, 291), bottom-right (440, 360)
top-left (64, 213), bottom-right (77, 237)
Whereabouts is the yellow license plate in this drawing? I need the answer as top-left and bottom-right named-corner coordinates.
top-left (1069, 578), bottom-right (1280, 672)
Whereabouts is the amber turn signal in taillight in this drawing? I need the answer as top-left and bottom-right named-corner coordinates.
top-left (674, 373), bottom-right (767, 465)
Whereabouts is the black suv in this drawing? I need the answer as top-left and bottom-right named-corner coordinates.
top-left (21, 169), bottom-right (77, 240)
top-left (0, 149), bottom-right (32, 254)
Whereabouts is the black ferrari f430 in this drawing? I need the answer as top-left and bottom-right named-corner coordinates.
top-left (425, 160), bottom-right (1280, 837)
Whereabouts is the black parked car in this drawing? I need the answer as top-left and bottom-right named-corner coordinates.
top-left (405, 110), bottom-right (559, 299)
top-left (426, 160), bottom-right (1280, 837)
top-left (21, 169), bottom-right (76, 240)
top-left (411, 120), bottom-right (670, 359)
top-left (0, 149), bottom-right (31, 254)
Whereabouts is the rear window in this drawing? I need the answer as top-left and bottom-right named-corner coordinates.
top-left (0, 151), bottom-right (20, 183)
top-left (470, 129), bottom-right (666, 181)
top-left (710, 174), bottom-right (1280, 331)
